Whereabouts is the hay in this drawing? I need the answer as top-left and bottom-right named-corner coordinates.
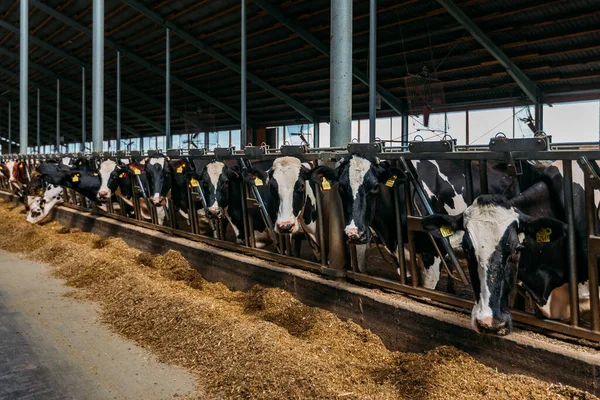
top-left (0, 199), bottom-right (595, 400)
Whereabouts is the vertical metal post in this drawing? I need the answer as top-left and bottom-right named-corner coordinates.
top-left (394, 180), bottom-right (406, 285)
top-left (584, 174), bottom-right (600, 331)
top-left (479, 160), bottom-right (488, 195)
top-left (116, 51), bottom-right (121, 151)
top-left (165, 29), bottom-right (171, 149)
top-left (92, 0), bottom-right (104, 152)
top-left (368, 0), bottom-right (377, 142)
top-left (56, 78), bottom-right (60, 152)
top-left (463, 160), bottom-right (474, 205)
top-left (534, 103), bottom-right (543, 134)
top-left (401, 114), bottom-right (408, 144)
top-left (313, 120), bottom-right (319, 147)
top-left (82, 67), bottom-right (86, 152)
top-left (20, 0), bottom-right (29, 154)
top-left (465, 109), bottom-right (470, 145)
top-left (241, 0), bottom-right (247, 149)
top-left (36, 88), bottom-right (40, 153)
top-left (330, 0), bottom-right (352, 147)
top-left (562, 161), bottom-right (579, 327)
top-left (8, 102), bottom-right (11, 154)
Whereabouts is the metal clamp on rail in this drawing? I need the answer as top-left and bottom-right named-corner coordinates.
top-left (243, 146), bottom-right (265, 158)
top-left (214, 147), bottom-right (235, 158)
top-left (280, 145), bottom-right (309, 156)
top-left (347, 142), bottom-right (383, 154)
top-left (408, 139), bottom-right (456, 153)
top-left (189, 148), bottom-right (206, 156)
top-left (489, 135), bottom-right (551, 152)
top-left (130, 150), bottom-right (141, 157)
top-left (166, 149), bottom-right (181, 158)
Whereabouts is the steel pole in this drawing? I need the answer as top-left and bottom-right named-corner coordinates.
top-left (330, 0), bottom-right (352, 148)
top-left (92, 0), bottom-right (104, 152)
top-left (36, 88), bottom-right (40, 152)
top-left (241, 0), bottom-right (247, 148)
top-left (535, 103), bottom-right (543, 134)
top-left (8, 102), bottom-right (11, 154)
top-left (56, 78), bottom-right (60, 151)
top-left (116, 51), bottom-right (121, 150)
top-left (165, 29), bottom-right (171, 149)
top-left (401, 113), bottom-right (409, 144)
top-left (82, 66), bottom-right (86, 151)
top-left (20, 0), bottom-right (29, 154)
top-left (314, 120), bottom-right (319, 147)
top-left (368, 0), bottom-right (377, 142)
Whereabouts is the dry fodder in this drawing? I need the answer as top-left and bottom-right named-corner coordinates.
top-left (0, 199), bottom-right (595, 400)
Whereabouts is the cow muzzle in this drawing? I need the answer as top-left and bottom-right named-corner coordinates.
top-left (152, 196), bottom-right (166, 206)
top-left (345, 227), bottom-right (368, 244)
top-left (97, 190), bottom-right (111, 202)
top-left (277, 221), bottom-right (295, 234)
top-left (207, 207), bottom-right (222, 218)
top-left (474, 316), bottom-right (510, 336)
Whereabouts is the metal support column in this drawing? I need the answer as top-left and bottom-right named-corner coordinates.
top-left (240, 0), bottom-right (247, 148)
top-left (466, 109), bottom-right (470, 145)
top-left (20, 0), bottom-right (29, 154)
top-left (165, 29), bottom-right (171, 149)
top-left (534, 103), bottom-right (543, 134)
top-left (116, 51), bottom-right (121, 150)
top-left (330, 0), bottom-right (352, 147)
top-left (82, 66), bottom-right (86, 151)
top-left (56, 78), bottom-right (60, 151)
top-left (313, 120), bottom-right (319, 148)
top-left (563, 161), bottom-right (579, 327)
top-left (401, 114), bottom-right (409, 144)
top-left (36, 88), bottom-right (40, 153)
top-left (8, 102), bottom-right (11, 154)
top-left (92, 0), bottom-right (104, 152)
top-left (368, 0), bottom-right (377, 142)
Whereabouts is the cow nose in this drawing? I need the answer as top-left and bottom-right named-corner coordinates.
top-left (207, 207), bottom-right (221, 218)
top-left (478, 317), bottom-right (493, 328)
top-left (152, 196), bottom-right (164, 205)
top-left (97, 190), bottom-right (110, 200)
top-left (475, 317), bottom-right (508, 335)
top-left (345, 227), bottom-right (367, 244)
top-left (277, 221), bottom-right (294, 233)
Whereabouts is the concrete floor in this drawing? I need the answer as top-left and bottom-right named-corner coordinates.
top-left (0, 250), bottom-right (196, 400)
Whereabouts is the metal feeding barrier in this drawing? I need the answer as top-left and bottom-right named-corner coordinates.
top-left (2, 136), bottom-right (600, 343)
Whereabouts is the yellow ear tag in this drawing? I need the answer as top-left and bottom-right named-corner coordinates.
top-left (254, 177), bottom-right (264, 187)
top-left (536, 228), bottom-right (552, 243)
top-left (385, 175), bottom-right (398, 188)
top-left (119, 173), bottom-right (125, 178)
top-left (439, 225), bottom-right (454, 238)
top-left (176, 166), bottom-right (183, 174)
top-left (92, 172), bottom-right (98, 176)
top-left (321, 177), bottom-right (331, 191)
top-left (189, 178), bottom-right (199, 188)
top-left (0, 166), bottom-right (3, 170)
top-left (72, 175), bottom-right (79, 183)
top-left (134, 169), bottom-right (141, 175)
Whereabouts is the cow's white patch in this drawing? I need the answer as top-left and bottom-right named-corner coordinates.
top-left (5, 160), bottom-right (15, 182)
top-left (422, 256), bottom-right (441, 289)
top-left (148, 157), bottom-right (165, 166)
top-left (272, 157), bottom-right (302, 229)
top-left (61, 157), bottom-right (72, 166)
top-left (421, 180), bottom-right (436, 200)
top-left (464, 198), bottom-right (519, 324)
top-left (178, 209), bottom-right (190, 220)
top-left (206, 161), bottom-right (225, 191)
top-left (536, 281), bottom-right (596, 321)
top-left (119, 158), bottom-right (130, 165)
top-left (98, 160), bottom-right (117, 193)
top-left (431, 161), bottom-right (469, 215)
top-left (348, 156), bottom-right (372, 201)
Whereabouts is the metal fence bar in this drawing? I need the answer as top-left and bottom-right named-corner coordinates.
top-left (562, 160), bottom-right (580, 327)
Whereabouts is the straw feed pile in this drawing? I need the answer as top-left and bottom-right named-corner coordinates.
top-left (0, 200), bottom-right (595, 400)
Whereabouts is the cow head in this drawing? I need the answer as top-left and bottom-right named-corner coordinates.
top-left (327, 154), bottom-right (403, 244)
top-left (3, 160), bottom-right (26, 188)
top-left (97, 160), bottom-right (119, 202)
top-left (423, 195), bottom-right (566, 336)
top-left (66, 169), bottom-right (102, 203)
top-left (244, 156), bottom-right (312, 234)
top-left (26, 184), bottom-right (64, 224)
top-left (200, 161), bottom-right (240, 218)
top-left (145, 155), bottom-right (170, 206)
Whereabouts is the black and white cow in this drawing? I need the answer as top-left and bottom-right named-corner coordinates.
top-left (145, 155), bottom-right (171, 207)
top-left (244, 156), bottom-right (320, 256)
top-left (200, 160), bottom-right (272, 247)
top-left (423, 160), bottom-right (596, 335)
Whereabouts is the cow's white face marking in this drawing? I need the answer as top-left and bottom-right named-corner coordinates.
top-left (26, 185), bottom-right (64, 224)
top-left (464, 199), bottom-right (519, 325)
top-left (61, 157), bottom-right (72, 166)
top-left (148, 157), bottom-right (165, 166)
top-left (348, 156), bottom-right (372, 201)
top-left (119, 158), bottom-right (130, 165)
top-left (272, 157), bottom-right (302, 229)
top-left (99, 160), bottom-right (117, 193)
top-left (5, 161), bottom-right (15, 182)
top-left (206, 161), bottom-right (225, 209)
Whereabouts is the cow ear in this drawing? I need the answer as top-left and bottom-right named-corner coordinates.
top-left (309, 166), bottom-right (336, 186)
top-left (300, 165), bottom-right (313, 182)
top-left (225, 166), bottom-right (240, 180)
top-left (375, 165), bottom-right (406, 187)
top-left (422, 213), bottom-right (464, 238)
top-left (242, 167), bottom-right (268, 186)
top-left (520, 217), bottom-right (566, 244)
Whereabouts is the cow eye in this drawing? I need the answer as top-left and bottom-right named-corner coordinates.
top-left (370, 186), bottom-right (379, 194)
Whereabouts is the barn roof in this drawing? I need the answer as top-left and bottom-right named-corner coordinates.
top-left (0, 0), bottom-right (599, 145)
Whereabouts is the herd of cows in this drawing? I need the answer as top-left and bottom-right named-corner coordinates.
top-left (0, 152), bottom-right (597, 337)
